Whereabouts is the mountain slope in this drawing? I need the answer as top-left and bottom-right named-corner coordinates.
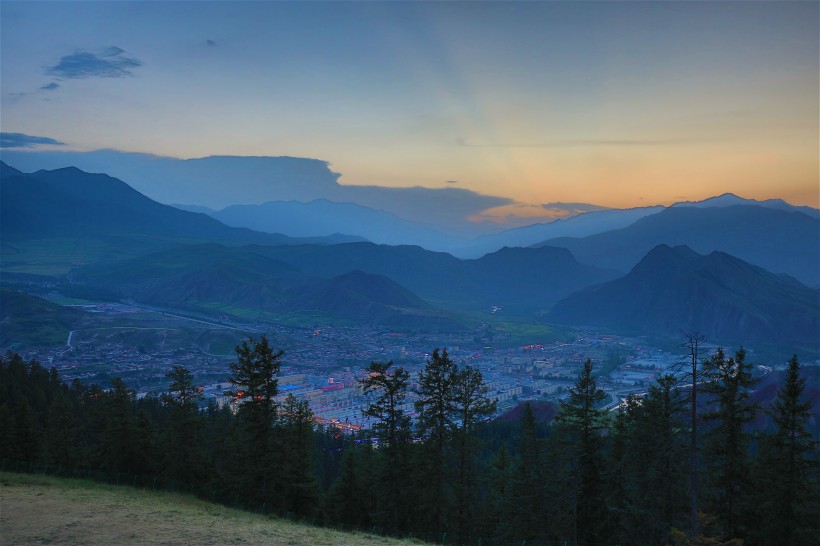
top-left (208, 199), bottom-right (470, 249)
top-left (536, 205), bottom-right (820, 287)
top-left (72, 244), bottom-right (460, 329)
top-left (283, 270), bottom-right (461, 330)
top-left (547, 244), bottom-right (820, 348)
top-left (458, 205), bottom-right (664, 258)
top-left (0, 289), bottom-right (87, 347)
top-left (1, 472), bottom-right (416, 546)
top-left (0, 162), bottom-right (353, 247)
top-left (262, 242), bottom-right (620, 312)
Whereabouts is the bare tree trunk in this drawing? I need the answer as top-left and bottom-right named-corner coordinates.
top-left (685, 332), bottom-right (704, 539)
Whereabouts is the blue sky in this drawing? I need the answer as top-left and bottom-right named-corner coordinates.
top-left (1, 1), bottom-right (817, 217)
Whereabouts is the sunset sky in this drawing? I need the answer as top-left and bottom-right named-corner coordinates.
top-left (1, 1), bottom-right (818, 216)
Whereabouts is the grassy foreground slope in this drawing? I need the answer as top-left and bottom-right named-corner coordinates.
top-left (0, 473), bottom-right (423, 545)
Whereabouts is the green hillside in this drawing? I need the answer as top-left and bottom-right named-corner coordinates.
top-left (0, 289), bottom-right (86, 347)
top-left (0, 472), bottom-right (423, 545)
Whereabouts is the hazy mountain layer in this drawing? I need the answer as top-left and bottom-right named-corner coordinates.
top-left (0, 162), bottom-right (363, 248)
top-left (71, 244), bottom-right (462, 330)
top-left (262, 242), bottom-right (621, 312)
top-left (536, 205), bottom-right (820, 287)
top-left (547, 244), bottom-right (820, 349)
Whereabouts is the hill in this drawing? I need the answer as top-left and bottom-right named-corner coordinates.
top-left (536, 205), bottom-right (820, 287)
top-left (264, 242), bottom-right (619, 313)
top-left (71, 244), bottom-right (461, 329)
top-left (0, 472), bottom-right (419, 545)
top-left (283, 270), bottom-right (462, 330)
top-left (0, 289), bottom-right (87, 347)
top-left (547, 244), bottom-right (820, 350)
top-left (208, 199), bottom-right (469, 250)
top-left (0, 162), bottom-right (360, 276)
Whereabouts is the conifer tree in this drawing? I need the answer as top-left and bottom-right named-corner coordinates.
top-left (756, 355), bottom-right (818, 545)
top-left (162, 366), bottom-right (204, 484)
top-left (279, 393), bottom-right (321, 517)
top-left (224, 335), bottom-right (283, 508)
top-left (359, 360), bottom-right (411, 532)
top-left (555, 358), bottom-right (610, 545)
top-left (413, 348), bottom-right (458, 532)
top-left (701, 347), bottom-right (757, 540)
top-left (613, 374), bottom-right (689, 544)
top-left (452, 364), bottom-right (496, 538)
top-left (100, 377), bottom-right (137, 474)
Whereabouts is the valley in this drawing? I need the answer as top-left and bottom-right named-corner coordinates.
top-left (1, 160), bottom-right (818, 429)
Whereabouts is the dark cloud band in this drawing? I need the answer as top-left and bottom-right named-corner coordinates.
top-left (0, 133), bottom-right (65, 149)
top-left (46, 47), bottom-right (142, 79)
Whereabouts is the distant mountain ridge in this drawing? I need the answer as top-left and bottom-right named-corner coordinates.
top-left (72, 244), bottom-right (461, 329)
top-left (547, 244), bottom-right (820, 349)
top-left (671, 192), bottom-right (820, 219)
top-left (0, 161), bottom-right (361, 247)
top-left (205, 199), bottom-right (470, 250)
top-left (260, 242), bottom-right (621, 313)
top-left (535, 205), bottom-right (820, 287)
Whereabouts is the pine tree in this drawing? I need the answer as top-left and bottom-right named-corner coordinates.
top-left (503, 402), bottom-right (546, 543)
top-left (413, 348), bottom-right (458, 532)
top-left (701, 347), bottom-right (757, 540)
top-left (756, 355), bottom-right (818, 545)
top-left (613, 374), bottom-right (689, 544)
top-left (162, 366), bottom-right (205, 485)
top-left (224, 335), bottom-right (283, 508)
top-left (451, 364), bottom-right (496, 538)
top-left (100, 377), bottom-right (137, 474)
top-left (555, 358), bottom-right (610, 545)
top-left (359, 360), bottom-right (411, 532)
top-left (279, 394), bottom-right (321, 518)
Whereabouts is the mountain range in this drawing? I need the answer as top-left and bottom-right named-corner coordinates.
top-left (1, 160), bottom-right (817, 349)
top-left (547, 244), bottom-right (819, 350)
top-left (535, 205), bottom-right (819, 287)
top-left (0, 162), bottom-right (361, 249)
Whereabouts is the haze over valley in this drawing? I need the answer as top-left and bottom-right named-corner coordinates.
top-left (2, 2), bottom-right (818, 544)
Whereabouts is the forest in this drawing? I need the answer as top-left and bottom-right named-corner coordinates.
top-left (1, 338), bottom-right (817, 546)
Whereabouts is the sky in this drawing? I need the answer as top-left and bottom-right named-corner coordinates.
top-left (1, 1), bottom-right (818, 220)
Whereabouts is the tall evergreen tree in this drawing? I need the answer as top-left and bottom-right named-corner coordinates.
top-left (701, 347), bottom-right (757, 540)
top-left (224, 335), bottom-right (283, 509)
top-left (613, 374), bottom-right (689, 544)
top-left (162, 366), bottom-right (205, 485)
top-left (555, 358), bottom-right (610, 545)
top-left (413, 348), bottom-right (458, 532)
top-left (278, 394), bottom-right (321, 518)
top-left (100, 377), bottom-right (137, 474)
top-left (501, 402), bottom-right (546, 543)
top-left (359, 360), bottom-right (411, 532)
top-left (756, 355), bottom-right (818, 545)
top-left (451, 364), bottom-right (496, 538)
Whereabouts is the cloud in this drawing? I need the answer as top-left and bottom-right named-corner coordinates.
top-left (0, 132), bottom-right (65, 149)
top-left (46, 46), bottom-right (142, 79)
top-left (40, 82), bottom-right (60, 91)
top-left (541, 202), bottom-right (611, 214)
top-left (457, 137), bottom-right (701, 148)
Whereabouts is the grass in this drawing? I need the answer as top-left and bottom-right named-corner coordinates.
top-left (0, 472), bottom-right (425, 545)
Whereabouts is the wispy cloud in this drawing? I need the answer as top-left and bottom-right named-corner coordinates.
top-left (0, 132), bottom-right (65, 149)
top-left (46, 46), bottom-right (142, 79)
top-left (457, 137), bottom-right (704, 148)
top-left (541, 202), bottom-right (610, 214)
top-left (40, 82), bottom-right (60, 91)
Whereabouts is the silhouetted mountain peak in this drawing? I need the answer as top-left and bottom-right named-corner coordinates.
top-left (548, 245), bottom-right (819, 346)
top-left (0, 161), bottom-right (23, 179)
